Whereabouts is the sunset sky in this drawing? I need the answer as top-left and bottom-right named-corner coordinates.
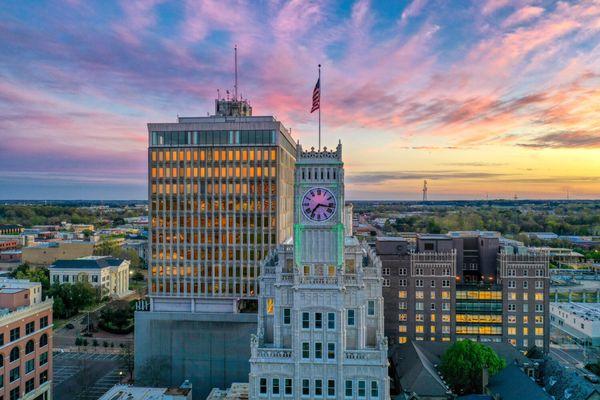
top-left (1, 0), bottom-right (599, 200)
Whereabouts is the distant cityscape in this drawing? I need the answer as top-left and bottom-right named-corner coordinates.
top-left (0, 91), bottom-right (598, 400)
top-left (0, 2), bottom-right (599, 398)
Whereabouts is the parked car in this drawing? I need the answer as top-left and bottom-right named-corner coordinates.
top-left (65, 323), bottom-right (74, 329)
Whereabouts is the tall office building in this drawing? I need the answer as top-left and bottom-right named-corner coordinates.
top-left (377, 232), bottom-right (550, 353)
top-left (147, 98), bottom-right (295, 312)
top-left (249, 143), bottom-right (390, 400)
top-left (136, 96), bottom-right (296, 399)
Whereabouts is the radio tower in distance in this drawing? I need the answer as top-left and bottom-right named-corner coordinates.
top-left (422, 180), bottom-right (428, 202)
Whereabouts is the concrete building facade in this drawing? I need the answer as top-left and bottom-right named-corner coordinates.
top-left (135, 97), bottom-right (296, 400)
top-left (550, 302), bottom-right (600, 346)
top-left (0, 279), bottom-right (43, 305)
top-left (248, 144), bottom-right (390, 400)
top-left (147, 98), bottom-right (296, 312)
top-left (49, 256), bottom-right (130, 299)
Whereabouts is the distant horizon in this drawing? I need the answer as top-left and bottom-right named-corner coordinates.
top-left (1, 1), bottom-right (598, 199)
top-left (1, 198), bottom-right (598, 203)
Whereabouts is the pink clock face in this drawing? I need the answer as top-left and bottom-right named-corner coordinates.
top-left (302, 187), bottom-right (337, 222)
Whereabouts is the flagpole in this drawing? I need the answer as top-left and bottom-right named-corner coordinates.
top-left (318, 64), bottom-right (321, 151)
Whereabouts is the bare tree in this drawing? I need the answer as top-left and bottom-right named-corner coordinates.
top-left (136, 356), bottom-right (170, 387)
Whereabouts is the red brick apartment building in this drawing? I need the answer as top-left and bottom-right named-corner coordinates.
top-left (0, 280), bottom-right (52, 400)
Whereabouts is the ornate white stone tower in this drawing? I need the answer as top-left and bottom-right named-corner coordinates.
top-left (249, 142), bottom-right (390, 399)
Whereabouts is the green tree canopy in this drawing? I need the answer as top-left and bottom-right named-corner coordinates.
top-left (99, 300), bottom-right (133, 330)
top-left (46, 281), bottom-right (99, 319)
top-left (94, 241), bottom-right (143, 269)
top-left (439, 340), bottom-right (506, 394)
top-left (10, 264), bottom-right (50, 292)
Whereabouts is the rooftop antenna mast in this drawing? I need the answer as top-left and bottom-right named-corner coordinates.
top-left (234, 45), bottom-right (238, 101)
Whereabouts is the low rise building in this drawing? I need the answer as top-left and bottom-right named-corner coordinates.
top-left (0, 239), bottom-right (19, 252)
top-left (49, 256), bottom-right (130, 299)
top-left (0, 279), bottom-right (53, 400)
top-left (524, 232), bottom-right (559, 241)
top-left (99, 381), bottom-right (192, 400)
top-left (389, 340), bottom-right (549, 400)
top-left (550, 302), bottom-right (600, 347)
top-left (206, 383), bottom-right (248, 400)
top-left (66, 224), bottom-right (95, 234)
top-left (0, 225), bottom-right (24, 235)
top-left (123, 240), bottom-right (148, 263)
top-left (532, 247), bottom-right (585, 264)
top-left (0, 250), bottom-right (21, 263)
top-left (0, 279), bottom-right (43, 305)
top-left (22, 241), bottom-right (94, 266)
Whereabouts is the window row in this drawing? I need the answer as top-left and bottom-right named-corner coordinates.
top-left (508, 303), bottom-right (544, 312)
top-left (5, 352), bottom-right (48, 384)
top-left (506, 269), bottom-right (546, 277)
top-left (151, 131), bottom-right (276, 147)
top-left (258, 378), bottom-right (379, 398)
top-left (507, 280), bottom-right (544, 289)
top-left (0, 319), bottom-right (48, 346)
top-left (301, 342), bottom-right (336, 360)
top-left (508, 315), bottom-right (543, 324)
top-left (508, 338), bottom-right (544, 348)
top-left (151, 166), bottom-right (278, 179)
top-left (506, 292), bottom-right (544, 301)
top-left (507, 327), bottom-right (544, 336)
top-left (297, 312), bottom-right (336, 330)
top-left (413, 268), bottom-right (452, 277)
top-left (296, 309), bottom-right (363, 329)
top-left (151, 148), bottom-right (277, 162)
top-left (1, 344), bottom-right (49, 368)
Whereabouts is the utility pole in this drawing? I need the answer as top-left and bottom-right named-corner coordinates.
top-left (234, 45), bottom-right (238, 100)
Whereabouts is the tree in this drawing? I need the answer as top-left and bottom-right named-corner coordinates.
top-left (136, 356), bottom-right (171, 387)
top-left (94, 241), bottom-right (142, 269)
top-left (120, 343), bottom-right (135, 381)
top-left (439, 340), bottom-right (505, 394)
top-left (10, 264), bottom-right (50, 292)
top-left (99, 300), bottom-right (133, 331)
top-left (52, 296), bottom-right (67, 319)
top-left (47, 281), bottom-right (99, 319)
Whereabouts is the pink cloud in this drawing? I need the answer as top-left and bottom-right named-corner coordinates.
top-left (502, 6), bottom-right (544, 27)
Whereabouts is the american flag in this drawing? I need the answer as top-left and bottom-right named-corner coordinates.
top-left (310, 78), bottom-right (320, 113)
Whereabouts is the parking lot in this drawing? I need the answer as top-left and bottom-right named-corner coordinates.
top-left (53, 351), bottom-right (126, 400)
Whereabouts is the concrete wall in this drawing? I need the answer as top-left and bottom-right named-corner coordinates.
top-left (134, 311), bottom-right (257, 399)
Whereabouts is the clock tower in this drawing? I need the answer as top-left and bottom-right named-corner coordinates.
top-left (293, 141), bottom-right (345, 270)
top-left (249, 140), bottom-right (390, 400)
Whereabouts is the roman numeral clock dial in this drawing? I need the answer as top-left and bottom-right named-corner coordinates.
top-left (301, 187), bottom-right (337, 222)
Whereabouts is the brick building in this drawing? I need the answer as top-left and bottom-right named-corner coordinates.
top-left (0, 279), bottom-right (53, 400)
top-left (376, 232), bottom-right (550, 353)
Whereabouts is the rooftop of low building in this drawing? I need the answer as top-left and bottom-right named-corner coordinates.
top-left (50, 256), bottom-right (124, 269)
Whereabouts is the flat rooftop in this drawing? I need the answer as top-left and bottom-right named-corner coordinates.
top-left (50, 257), bottom-right (124, 269)
top-left (551, 302), bottom-right (600, 322)
top-left (377, 236), bottom-right (409, 242)
top-left (418, 234), bottom-right (451, 240)
top-left (99, 385), bottom-right (168, 400)
top-left (0, 288), bottom-right (25, 294)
